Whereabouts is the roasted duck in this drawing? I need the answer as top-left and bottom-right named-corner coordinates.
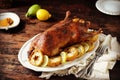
top-left (28, 11), bottom-right (102, 67)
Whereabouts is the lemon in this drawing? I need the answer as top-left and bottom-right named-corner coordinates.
top-left (82, 42), bottom-right (90, 52)
top-left (88, 43), bottom-right (95, 51)
top-left (41, 55), bottom-right (49, 67)
top-left (36, 9), bottom-right (51, 21)
top-left (26, 4), bottom-right (41, 17)
top-left (60, 52), bottom-right (67, 64)
top-left (77, 45), bottom-right (85, 56)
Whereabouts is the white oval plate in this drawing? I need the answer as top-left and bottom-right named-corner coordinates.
top-left (96, 0), bottom-right (120, 15)
top-left (0, 12), bottom-right (20, 30)
top-left (18, 34), bottom-right (99, 72)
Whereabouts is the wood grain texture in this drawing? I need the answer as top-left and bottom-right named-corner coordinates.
top-left (0, 0), bottom-right (120, 80)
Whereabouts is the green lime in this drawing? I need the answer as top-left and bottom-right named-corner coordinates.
top-left (26, 4), bottom-right (41, 17)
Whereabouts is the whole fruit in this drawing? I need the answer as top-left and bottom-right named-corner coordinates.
top-left (25, 4), bottom-right (41, 17)
top-left (36, 9), bottom-right (51, 21)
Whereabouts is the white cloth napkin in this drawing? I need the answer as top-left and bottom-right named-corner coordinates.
top-left (39, 34), bottom-right (120, 80)
top-left (89, 34), bottom-right (120, 80)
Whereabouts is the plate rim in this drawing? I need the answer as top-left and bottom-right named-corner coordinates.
top-left (18, 34), bottom-right (99, 72)
top-left (95, 0), bottom-right (120, 15)
top-left (0, 12), bottom-right (20, 30)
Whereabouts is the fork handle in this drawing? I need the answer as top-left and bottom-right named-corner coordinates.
top-left (85, 56), bottom-right (99, 77)
top-left (77, 56), bottom-right (99, 78)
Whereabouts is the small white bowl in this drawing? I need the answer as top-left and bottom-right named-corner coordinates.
top-left (0, 12), bottom-right (20, 30)
top-left (96, 0), bottom-right (120, 15)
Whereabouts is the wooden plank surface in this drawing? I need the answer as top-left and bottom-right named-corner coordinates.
top-left (0, 0), bottom-right (120, 80)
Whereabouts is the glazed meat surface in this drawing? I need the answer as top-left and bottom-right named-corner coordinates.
top-left (29, 11), bottom-right (101, 57)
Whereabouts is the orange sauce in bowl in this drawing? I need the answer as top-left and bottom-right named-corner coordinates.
top-left (0, 18), bottom-right (13, 27)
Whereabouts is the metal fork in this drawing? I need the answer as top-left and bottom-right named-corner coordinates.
top-left (76, 45), bottom-right (108, 78)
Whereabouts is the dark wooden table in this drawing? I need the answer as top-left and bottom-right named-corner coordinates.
top-left (0, 0), bottom-right (120, 80)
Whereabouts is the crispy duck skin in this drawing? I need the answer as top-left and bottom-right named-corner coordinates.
top-left (28, 11), bottom-right (101, 57)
